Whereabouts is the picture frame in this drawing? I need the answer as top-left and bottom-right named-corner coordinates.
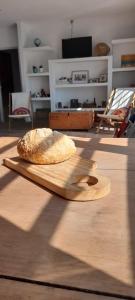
top-left (99, 73), bottom-right (107, 83)
top-left (71, 70), bottom-right (89, 84)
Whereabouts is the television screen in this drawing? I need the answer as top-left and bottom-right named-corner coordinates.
top-left (62, 36), bottom-right (92, 59)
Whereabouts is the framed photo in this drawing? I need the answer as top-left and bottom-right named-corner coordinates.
top-left (71, 70), bottom-right (89, 84)
top-left (99, 73), bottom-right (107, 83)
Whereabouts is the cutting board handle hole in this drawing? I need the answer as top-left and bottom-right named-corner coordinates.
top-left (72, 175), bottom-right (98, 189)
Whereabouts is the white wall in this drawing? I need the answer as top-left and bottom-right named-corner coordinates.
top-left (21, 12), bottom-right (135, 57)
top-left (0, 25), bottom-right (18, 49)
top-left (18, 12), bottom-right (135, 93)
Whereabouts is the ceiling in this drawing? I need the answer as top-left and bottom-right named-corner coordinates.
top-left (0, 0), bottom-right (135, 25)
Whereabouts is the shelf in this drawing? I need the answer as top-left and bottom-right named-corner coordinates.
top-left (55, 82), bottom-right (108, 88)
top-left (56, 108), bottom-right (105, 111)
top-left (23, 46), bottom-right (53, 52)
top-left (52, 56), bottom-right (111, 64)
top-left (49, 56), bottom-right (112, 112)
top-left (112, 38), bottom-right (135, 45)
top-left (27, 72), bottom-right (50, 77)
top-left (112, 67), bottom-right (135, 72)
top-left (31, 97), bottom-right (51, 101)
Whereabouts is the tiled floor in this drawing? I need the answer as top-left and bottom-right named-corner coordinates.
top-left (0, 119), bottom-right (114, 138)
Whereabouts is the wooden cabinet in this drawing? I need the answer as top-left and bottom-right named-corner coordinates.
top-left (49, 111), bottom-right (94, 130)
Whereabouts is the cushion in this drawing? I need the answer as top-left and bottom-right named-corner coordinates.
top-left (111, 107), bottom-right (128, 119)
top-left (12, 107), bottom-right (30, 115)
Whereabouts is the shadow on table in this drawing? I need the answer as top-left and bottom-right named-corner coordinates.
top-left (0, 135), bottom-right (135, 298)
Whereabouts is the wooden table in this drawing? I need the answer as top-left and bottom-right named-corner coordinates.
top-left (0, 134), bottom-right (135, 299)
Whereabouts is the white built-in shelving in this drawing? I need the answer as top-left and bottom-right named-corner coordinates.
top-left (55, 82), bottom-right (108, 88)
top-left (23, 46), bottom-right (53, 52)
top-left (23, 45), bottom-right (55, 111)
top-left (31, 97), bottom-right (51, 101)
top-left (49, 56), bottom-right (112, 111)
top-left (112, 38), bottom-right (135, 45)
top-left (112, 67), bottom-right (135, 72)
top-left (27, 72), bottom-right (50, 77)
top-left (17, 22), bottom-right (135, 117)
top-left (112, 38), bottom-right (135, 88)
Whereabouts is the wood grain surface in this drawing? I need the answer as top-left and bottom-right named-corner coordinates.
top-left (0, 135), bottom-right (135, 298)
top-left (4, 156), bottom-right (110, 201)
top-left (0, 279), bottom-right (120, 300)
top-left (49, 111), bottom-right (94, 130)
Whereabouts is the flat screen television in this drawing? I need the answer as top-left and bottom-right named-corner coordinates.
top-left (62, 36), bottom-right (92, 59)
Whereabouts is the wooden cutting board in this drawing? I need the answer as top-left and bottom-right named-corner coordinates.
top-left (4, 155), bottom-right (110, 201)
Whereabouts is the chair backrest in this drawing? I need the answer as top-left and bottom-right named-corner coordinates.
top-left (107, 88), bottom-right (135, 115)
top-left (11, 92), bottom-right (31, 114)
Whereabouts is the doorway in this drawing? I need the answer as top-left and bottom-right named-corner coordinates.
top-left (0, 48), bottom-right (21, 121)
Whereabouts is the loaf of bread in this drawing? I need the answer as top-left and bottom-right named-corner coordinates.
top-left (17, 128), bottom-right (76, 164)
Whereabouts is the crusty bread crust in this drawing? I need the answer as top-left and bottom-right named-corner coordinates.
top-left (17, 128), bottom-right (76, 164)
